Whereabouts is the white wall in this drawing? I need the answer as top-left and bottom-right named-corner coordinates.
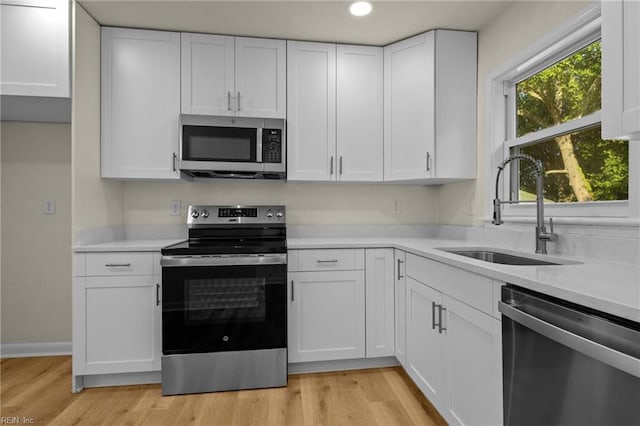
top-left (1, 121), bottom-right (71, 343)
top-left (72, 3), bottom-right (123, 232)
top-left (437, 0), bottom-right (591, 225)
top-left (123, 181), bottom-right (438, 226)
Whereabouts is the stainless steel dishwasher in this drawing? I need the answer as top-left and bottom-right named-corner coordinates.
top-left (499, 285), bottom-right (640, 426)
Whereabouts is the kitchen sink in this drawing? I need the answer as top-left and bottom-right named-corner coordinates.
top-left (436, 247), bottom-right (582, 266)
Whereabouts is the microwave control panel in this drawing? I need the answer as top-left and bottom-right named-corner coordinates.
top-left (262, 129), bottom-right (282, 163)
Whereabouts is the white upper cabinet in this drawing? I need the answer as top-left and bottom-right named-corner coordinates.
top-left (181, 34), bottom-right (286, 118)
top-left (181, 33), bottom-right (234, 116)
top-left (101, 27), bottom-right (181, 180)
top-left (287, 41), bottom-right (383, 182)
top-left (384, 30), bottom-right (477, 183)
top-left (602, 0), bottom-right (640, 140)
top-left (0, 0), bottom-right (69, 97)
top-left (287, 41), bottom-right (337, 181)
top-left (336, 45), bottom-right (384, 181)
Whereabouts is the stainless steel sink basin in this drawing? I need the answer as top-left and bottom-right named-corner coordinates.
top-left (436, 247), bottom-right (581, 266)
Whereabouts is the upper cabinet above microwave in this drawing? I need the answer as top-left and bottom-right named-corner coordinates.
top-left (181, 34), bottom-right (286, 119)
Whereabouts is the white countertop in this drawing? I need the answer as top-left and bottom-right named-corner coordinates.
top-left (73, 236), bottom-right (640, 322)
top-left (289, 237), bottom-right (640, 323)
top-left (73, 239), bottom-right (184, 252)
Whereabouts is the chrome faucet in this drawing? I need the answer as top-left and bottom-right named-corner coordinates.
top-left (492, 154), bottom-right (558, 254)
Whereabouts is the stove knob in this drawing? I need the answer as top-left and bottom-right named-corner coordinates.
top-left (201, 209), bottom-right (209, 218)
top-left (276, 211), bottom-right (284, 218)
top-left (266, 209), bottom-right (274, 218)
top-left (191, 210), bottom-right (199, 218)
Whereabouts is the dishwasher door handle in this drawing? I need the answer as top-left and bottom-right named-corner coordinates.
top-left (499, 301), bottom-right (640, 379)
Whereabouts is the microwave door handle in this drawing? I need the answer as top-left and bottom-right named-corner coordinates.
top-left (256, 128), bottom-right (263, 163)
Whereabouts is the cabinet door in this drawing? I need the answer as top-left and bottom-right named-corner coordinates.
top-left (101, 27), bottom-right (181, 180)
top-left (287, 41), bottom-right (337, 181)
top-left (288, 270), bottom-right (365, 362)
top-left (181, 33), bottom-right (234, 116)
top-left (602, 0), bottom-right (640, 139)
top-left (406, 277), bottom-right (444, 406)
top-left (394, 250), bottom-right (407, 366)
top-left (442, 295), bottom-right (502, 426)
top-left (336, 45), bottom-right (383, 181)
top-left (383, 33), bottom-right (435, 181)
top-left (235, 37), bottom-right (286, 118)
top-left (78, 275), bottom-right (160, 375)
top-left (0, 0), bottom-right (69, 97)
top-left (365, 249), bottom-right (395, 358)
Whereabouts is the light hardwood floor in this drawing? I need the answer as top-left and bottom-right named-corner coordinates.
top-left (1, 356), bottom-right (446, 425)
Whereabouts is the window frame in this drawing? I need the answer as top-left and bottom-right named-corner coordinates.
top-left (485, 4), bottom-right (638, 223)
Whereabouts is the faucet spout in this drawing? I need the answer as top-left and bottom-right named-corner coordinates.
top-left (492, 154), bottom-right (558, 254)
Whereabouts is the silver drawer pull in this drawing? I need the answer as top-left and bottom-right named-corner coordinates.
top-left (317, 259), bottom-right (339, 263)
top-left (105, 263), bottom-right (131, 268)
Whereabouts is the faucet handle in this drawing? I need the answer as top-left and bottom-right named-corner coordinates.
top-left (547, 218), bottom-right (559, 242)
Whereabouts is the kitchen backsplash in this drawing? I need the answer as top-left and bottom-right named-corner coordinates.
top-left (76, 223), bottom-right (639, 266)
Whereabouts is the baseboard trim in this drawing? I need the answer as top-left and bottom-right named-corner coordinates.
top-left (1, 342), bottom-right (72, 358)
top-left (288, 356), bottom-right (399, 375)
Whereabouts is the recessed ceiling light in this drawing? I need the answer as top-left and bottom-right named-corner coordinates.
top-left (350, 2), bottom-right (372, 17)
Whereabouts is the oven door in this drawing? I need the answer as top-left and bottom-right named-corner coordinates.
top-left (161, 254), bottom-right (286, 355)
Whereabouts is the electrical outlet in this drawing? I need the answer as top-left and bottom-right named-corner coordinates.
top-left (392, 200), bottom-right (401, 215)
top-left (43, 198), bottom-right (55, 215)
top-left (169, 200), bottom-right (182, 216)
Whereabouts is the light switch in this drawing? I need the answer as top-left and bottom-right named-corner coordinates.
top-left (44, 198), bottom-right (55, 215)
top-left (169, 200), bottom-right (181, 216)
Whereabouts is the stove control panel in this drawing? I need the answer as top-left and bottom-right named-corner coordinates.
top-left (187, 205), bottom-right (286, 226)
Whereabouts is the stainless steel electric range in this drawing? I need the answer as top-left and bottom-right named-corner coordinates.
top-left (160, 205), bottom-right (287, 395)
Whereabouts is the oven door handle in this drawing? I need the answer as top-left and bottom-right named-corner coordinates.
top-left (161, 253), bottom-right (287, 267)
top-left (499, 301), bottom-right (640, 379)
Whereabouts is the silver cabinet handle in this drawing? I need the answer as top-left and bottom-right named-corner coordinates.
top-left (237, 91), bottom-right (241, 111)
top-left (426, 152), bottom-right (431, 172)
top-left (317, 259), bottom-right (339, 263)
top-left (499, 301), bottom-right (640, 379)
top-left (330, 156), bottom-right (334, 175)
top-left (156, 283), bottom-right (160, 306)
top-left (432, 301), bottom-right (438, 330)
top-left (339, 156), bottom-right (343, 175)
top-left (172, 153), bottom-right (177, 172)
top-left (227, 91), bottom-right (232, 111)
top-left (291, 280), bottom-right (294, 302)
top-left (397, 259), bottom-right (404, 280)
top-left (438, 305), bottom-right (447, 333)
top-left (105, 263), bottom-right (131, 267)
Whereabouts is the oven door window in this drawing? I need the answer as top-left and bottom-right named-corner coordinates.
top-left (162, 263), bottom-right (286, 355)
top-left (182, 125), bottom-right (257, 162)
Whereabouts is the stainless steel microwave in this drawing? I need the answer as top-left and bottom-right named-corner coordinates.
top-left (179, 115), bottom-right (286, 179)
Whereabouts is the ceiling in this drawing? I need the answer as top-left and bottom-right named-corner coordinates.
top-left (78, 0), bottom-right (514, 46)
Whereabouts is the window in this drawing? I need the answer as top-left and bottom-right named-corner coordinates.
top-left (488, 7), bottom-right (637, 220)
top-left (508, 40), bottom-right (629, 206)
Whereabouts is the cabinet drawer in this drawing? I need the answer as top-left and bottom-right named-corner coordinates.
top-left (85, 252), bottom-right (154, 276)
top-left (292, 249), bottom-right (364, 271)
top-left (406, 253), bottom-right (494, 315)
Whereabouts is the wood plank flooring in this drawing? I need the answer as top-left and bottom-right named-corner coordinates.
top-left (1, 356), bottom-right (447, 425)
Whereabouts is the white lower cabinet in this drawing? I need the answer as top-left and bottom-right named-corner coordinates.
top-left (406, 276), bottom-right (446, 405)
top-left (73, 252), bottom-right (162, 389)
top-left (365, 249), bottom-right (395, 357)
top-left (404, 252), bottom-right (503, 426)
top-left (288, 248), bottom-right (395, 363)
top-left (288, 270), bottom-right (365, 362)
top-left (394, 249), bottom-right (407, 366)
top-left (443, 295), bottom-right (502, 426)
